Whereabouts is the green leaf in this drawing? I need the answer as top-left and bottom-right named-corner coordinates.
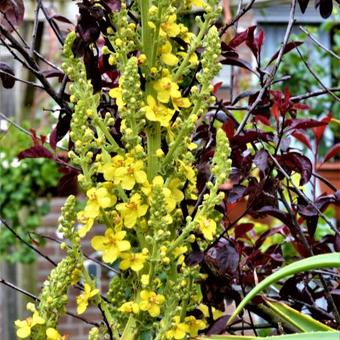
top-left (264, 299), bottom-right (335, 332)
top-left (201, 331), bottom-right (340, 340)
top-left (227, 253), bottom-right (340, 325)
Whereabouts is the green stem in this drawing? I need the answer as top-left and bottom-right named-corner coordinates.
top-left (148, 240), bottom-right (158, 281)
top-left (162, 99), bottom-right (202, 172)
top-left (173, 15), bottom-right (210, 82)
top-left (146, 123), bottom-right (161, 180)
top-left (120, 314), bottom-right (137, 340)
top-left (141, 0), bottom-right (152, 63)
top-left (93, 116), bottom-right (123, 154)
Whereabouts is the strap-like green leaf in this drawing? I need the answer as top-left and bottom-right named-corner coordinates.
top-left (201, 331), bottom-right (340, 340)
top-left (227, 253), bottom-right (340, 325)
top-left (264, 299), bottom-right (335, 332)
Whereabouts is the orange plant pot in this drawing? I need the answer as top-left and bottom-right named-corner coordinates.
top-left (317, 162), bottom-right (340, 222)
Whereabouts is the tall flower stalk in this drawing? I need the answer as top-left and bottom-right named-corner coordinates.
top-left (15, 1), bottom-right (232, 339)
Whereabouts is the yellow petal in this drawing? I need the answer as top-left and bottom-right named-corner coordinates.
top-left (16, 326), bottom-right (31, 339)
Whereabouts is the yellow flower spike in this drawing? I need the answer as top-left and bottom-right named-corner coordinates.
top-left (142, 95), bottom-right (174, 127)
top-left (196, 215), bottom-right (217, 241)
top-left (165, 316), bottom-right (189, 339)
top-left (160, 41), bottom-right (179, 66)
top-left (139, 290), bottom-right (165, 317)
top-left (153, 77), bottom-right (181, 104)
top-left (116, 193), bottom-right (148, 228)
top-left (119, 252), bottom-right (147, 272)
top-left (46, 328), bottom-right (66, 340)
top-left (184, 316), bottom-right (206, 336)
top-left (15, 311), bottom-right (45, 339)
top-left (160, 13), bottom-right (181, 38)
top-left (114, 157), bottom-right (147, 190)
top-left (76, 283), bottom-right (99, 315)
top-left (91, 229), bottom-right (131, 263)
top-left (109, 86), bottom-right (124, 109)
top-left (118, 301), bottom-right (140, 314)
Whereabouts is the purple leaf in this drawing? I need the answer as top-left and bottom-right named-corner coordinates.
top-left (234, 223), bottom-right (254, 239)
top-left (323, 143), bottom-right (340, 163)
top-left (285, 118), bottom-right (328, 131)
top-left (49, 128), bottom-right (57, 150)
top-left (185, 251), bottom-right (204, 266)
top-left (18, 145), bottom-right (54, 160)
top-left (292, 130), bottom-right (312, 150)
top-left (0, 62), bottom-right (15, 88)
top-left (205, 239), bottom-right (240, 277)
top-left (254, 149), bottom-right (269, 174)
top-left (0, 0), bottom-right (25, 32)
top-left (50, 14), bottom-right (74, 25)
top-left (318, 0), bottom-right (333, 18)
top-left (221, 57), bottom-right (257, 75)
top-left (207, 315), bottom-right (230, 335)
top-left (229, 25), bottom-right (257, 48)
top-left (100, 0), bottom-right (121, 11)
top-left (267, 41), bottom-right (304, 66)
top-left (298, 194), bottom-right (336, 216)
top-left (298, 0), bottom-right (310, 12)
top-left (276, 152), bottom-right (313, 185)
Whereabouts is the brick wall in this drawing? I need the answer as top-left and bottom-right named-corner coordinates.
top-left (37, 198), bottom-right (110, 340)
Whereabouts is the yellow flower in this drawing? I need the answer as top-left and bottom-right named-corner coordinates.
top-left (141, 274), bottom-right (150, 286)
top-left (172, 96), bottom-right (191, 111)
top-left (46, 328), bottom-right (66, 340)
top-left (184, 316), bottom-right (206, 336)
top-left (15, 311), bottom-right (45, 338)
top-left (168, 178), bottom-right (185, 203)
top-left (139, 290), bottom-right (165, 317)
top-left (91, 229), bottom-right (131, 263)
top-left (196, 215), bottom-right (216, 241)
top-left (78, 186), bottom-right (116, 237)
top-left (99, 155), bottom-right (125, 181)
top-left (114, 157), bottom-right (148, 190)
top-left (153, 77), bottom-right (181, 104)
top-left (109, 86), bottom-right (124, 109)
top-left (118, 301), bottom-right (140, 314)
top-left (160, 14), bottom-right (181, 38)
top-left (143, 95), bottom-right (174, 127)
top-left (165, 316), bottom-right (189, 339)
top-left (151, 176), bottom-right (177, 214)
top-left (77, 211), bottom-right (94, 238)
top-left (187, 0), bottom-right (206, 8)
top-left (197, 303), bottom-right (224, 320)
top-left (83, 187), bottom-right (117, 219)
top-left (177, 51), bottom-right (199, 67)
top-left (116, 193), bottom-right (148, 228)
top-left (178, 160), bottom-right (196, 185)
top-left (76, 283), bottom-right (99, 315)
top-left (160, 41), bottom-right (179, 66)
top-left (119, 252), bottom-right (147, 272)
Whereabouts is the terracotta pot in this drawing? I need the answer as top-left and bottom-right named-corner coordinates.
top-left (317, 162), bottom-right (340, 222)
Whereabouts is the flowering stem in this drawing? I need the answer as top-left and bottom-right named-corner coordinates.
top-left (146, 123), bottom-right (161, 180)
top-left (93, 116), bottom-right (123, 154)
top-left (141, 0), bottom-right (152, 64)
top-left (173, 16), bottom-right (210, 82)
top-left (162, 99), bottom-right (202, 172)
top-left (120, 314), bottom-right (137, 340)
